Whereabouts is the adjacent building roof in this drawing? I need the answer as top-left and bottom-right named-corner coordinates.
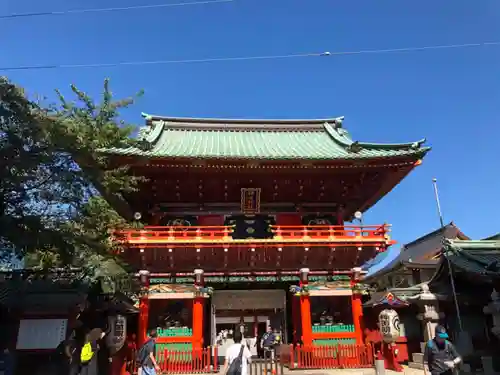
top-left (0, 280), bottom-right (87, 313)
top-left (427, 239), bottom-right (500, 301)
top-left (0, 277), bottom-right (138, 314)
top-left (363, 290), bottom-right (413, 307)
top-left (483, 233), bottom-right (500, 240)
top-left (443, 239), bottom-right (500, 277)
top-left (103, 114), bottom-right (430, 161)
top-left (364, 239), bottom-right (500, 307)
top-left (364, 222), bottom-right (468, 282)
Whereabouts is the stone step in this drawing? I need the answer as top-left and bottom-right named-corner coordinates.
top-left (413, 353), bottom-right (424, 363)
top-left (409, 362), bottom-right (425, 370)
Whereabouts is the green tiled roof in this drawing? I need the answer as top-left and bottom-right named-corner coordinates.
top-left (102, 113), bottom-right (430, 161)
top-left (444, 239), bottom-right (500, 276)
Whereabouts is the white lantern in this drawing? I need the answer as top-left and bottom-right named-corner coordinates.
top-left (378, 309), bottom-right (401, 343)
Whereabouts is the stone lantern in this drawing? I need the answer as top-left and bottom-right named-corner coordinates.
top-left (483, 289), bottom-right (500, 338)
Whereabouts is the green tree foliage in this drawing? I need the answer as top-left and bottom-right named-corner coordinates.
top-left (0, 76), bottom-right (144, 283)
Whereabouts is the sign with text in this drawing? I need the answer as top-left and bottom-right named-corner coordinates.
top-left (212, 289), bottom-right (285, 310)
top-left (240, 188), bottom-right (261, 214)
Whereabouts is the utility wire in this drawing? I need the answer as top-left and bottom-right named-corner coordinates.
top-left (1, 41), bottom-right (498, 72)
top-left (0, 0), bottom-right (233, 19)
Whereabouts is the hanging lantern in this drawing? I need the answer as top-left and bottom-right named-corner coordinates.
top-left (138, 270), bottom-right (150, 285)
top-left (378, 309), bottom-right (401, 343)
top-left (194, 269), bottom-right (204, 286)
top-left (300, 268), bottom-right (309, 284)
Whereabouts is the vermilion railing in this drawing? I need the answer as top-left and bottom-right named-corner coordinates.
top-left (116, 224), bottom-right (390, 245)
top-left (272, 225), bottom-right (387, 239)
top-left (290, 344), bottom-right (374, 369)
top-left (136, 344), bottom-right (373, 373)
top-left (154, 347), bottom-right (215, 374)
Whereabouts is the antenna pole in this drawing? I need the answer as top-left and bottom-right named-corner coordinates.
top-left (432, 178), bottom-right (463, 332)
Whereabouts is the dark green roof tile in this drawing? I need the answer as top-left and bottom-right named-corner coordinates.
top-left (444, 239), bottom-right (500, 276)
top-left (102, 114), bottom-right (430, 161)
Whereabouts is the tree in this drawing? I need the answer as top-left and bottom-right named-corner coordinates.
top-left (0, 76), bottom-right (144, 282)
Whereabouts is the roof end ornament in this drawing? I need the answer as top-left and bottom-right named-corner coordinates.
top-left (347, 141), bottom-right (361, 153)
top-left (411, 138), bottom-right (427, 149)
top-left (137, 119), bottom-right (164, 151)
top-left (332, 116), bottom-right (345, 129)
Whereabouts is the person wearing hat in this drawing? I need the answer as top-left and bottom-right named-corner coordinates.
top-left (423, 325), bottom-right (462, 375)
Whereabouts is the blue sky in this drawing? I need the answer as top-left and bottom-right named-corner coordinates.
top-left (2, 0), bottom-right (500, 272)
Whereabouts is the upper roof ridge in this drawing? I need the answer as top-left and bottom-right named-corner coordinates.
top-left (141, 112), bottom-right (345, 126)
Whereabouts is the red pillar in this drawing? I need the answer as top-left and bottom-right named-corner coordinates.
top-left (192, 297), bottom-right (204, 349)
top-left (138, 271), bottom-right (150, 347)
top-left (300, 296), bottom-right (312, 346)
top-left (351, 293), bottom-right (364, 343)
top-left (291, 296), bottom-right (300, 344)
top-left (299, 268), bottom-right (312, 346)
top-left (192, 269), bottom-right (205, 349)
top-left (351, 268), bottom-right (364, 345)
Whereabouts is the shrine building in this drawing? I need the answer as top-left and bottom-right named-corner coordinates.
top-left (104, 113), bottom-right (430, 354)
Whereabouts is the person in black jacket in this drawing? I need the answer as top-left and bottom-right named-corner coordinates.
top-left (423, 325), bottom-right (462, 375)
top-left (80, 328), bottom-right (105, 375)
top-left (56, 329), bottom-right (83, 375)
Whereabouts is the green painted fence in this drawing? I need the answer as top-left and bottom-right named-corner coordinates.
top-left (312, 324), bottom-right (355, 333)
top-left (313, 338), bottom-right (357, 346)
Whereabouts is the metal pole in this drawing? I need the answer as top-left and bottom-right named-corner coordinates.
top-left (432, 179), bottom-right (445, 229)
top-left (432, 178), bottom-right (463, 332)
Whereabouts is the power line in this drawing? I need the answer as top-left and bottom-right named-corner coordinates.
top-left (0, 0), bottom-right (233, 19)
top-left (1, 41), bottom-right (498, 72)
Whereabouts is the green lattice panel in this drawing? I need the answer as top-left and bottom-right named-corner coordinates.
top-left (157, 328), bottom-right (193, 337)
top-left (311, 339), bottom-right (358, 360)
top-left (312, 324), bottom-right (355, 333)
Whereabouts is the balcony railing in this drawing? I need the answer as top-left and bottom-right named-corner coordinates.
top-left (115, 224), bottom-right (391, 247)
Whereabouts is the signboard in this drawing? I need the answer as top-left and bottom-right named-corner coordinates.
top-left (224, 214), bottom-right (274, 239)
top-left (149, 274), bottom-right (350, 285)
top-left (148, 284), bottom-right (206, 299)
top-left (16, 318), bottom-right (67, 350)
top-left (212, 289), bottom-right (284, 310)
top-left (241, 188), bottom-right (261, 214)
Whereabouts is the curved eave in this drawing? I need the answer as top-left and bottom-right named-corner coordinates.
top-left (100, 149), bottom-right (429, 162)
top-left (354, 156), bottom-right (426, 217)
top-left (445, 239), bottom-right (500, 251)
top-left (101, 142), bottom-right (430, 162)
top-left (323, 121), bottom-right (428, 152)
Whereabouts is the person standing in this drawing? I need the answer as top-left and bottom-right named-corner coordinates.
top-left (80, 328), bottom-right (106, 375)
top-left (222, 331), bottom-right (252, 375)
top-left (246, 333), bottom-right (258, 357)
top-left (423, 325), bottom-right (462, 375)
top-left (125, 334), bottom-right (137, 373)
top-left (260, 327), bottom-right (276, 360)
top-left (56, 329), bottom-right (82, 375)
top-left (0, 347), bottom-right (13, 375)
top-left (136, 329), bottom-right (161, 375)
